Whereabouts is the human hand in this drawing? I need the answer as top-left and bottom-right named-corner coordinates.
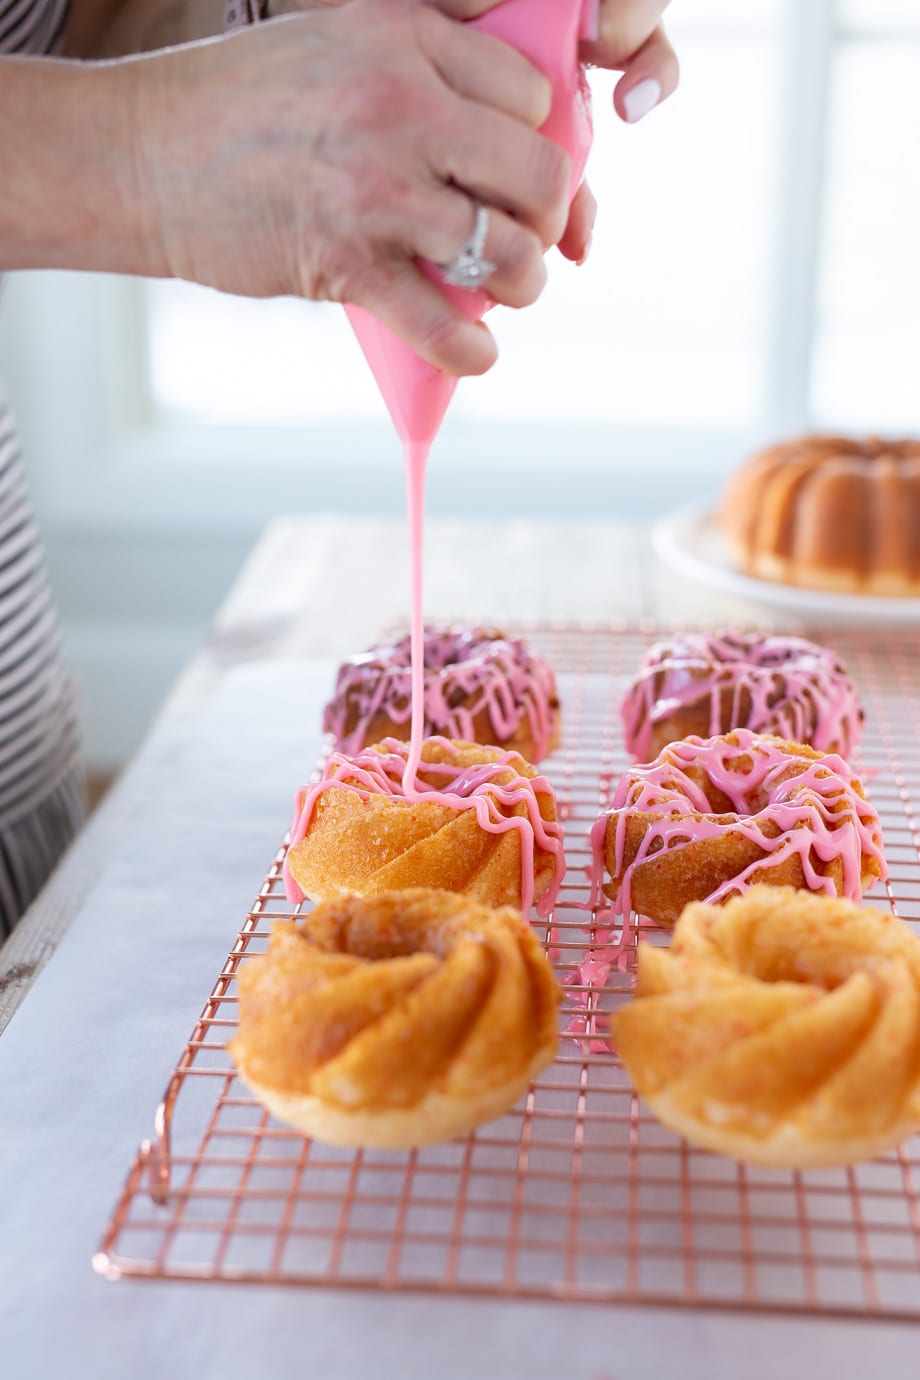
top-left (582, 0), bottom-right (678, 125)
top-left (560, 0), bottom-right (679, 265)
top-left (266, 0), bottom-right (678, 268)
top-left (128, 0), bottom-right (571, 375)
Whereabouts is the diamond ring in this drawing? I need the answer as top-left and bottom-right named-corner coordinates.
top-left (440, 205), bottom-right (496, 291)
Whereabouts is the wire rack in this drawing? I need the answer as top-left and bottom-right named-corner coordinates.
top-left (95, 622), bottom-right (920, 1320)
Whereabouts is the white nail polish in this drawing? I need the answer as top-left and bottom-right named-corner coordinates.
top-left (623, 78), bottom-right (661, 124)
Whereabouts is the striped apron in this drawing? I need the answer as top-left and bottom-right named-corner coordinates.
top-left (1, 0), bottom-right (84, 940)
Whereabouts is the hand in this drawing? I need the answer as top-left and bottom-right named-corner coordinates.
top-left (559, 1), bottom-right (679, 265)
top-left (128, 0), bottom-right (571, 375)
top-left (582, 0), bottom-right (679, 125)
top-left (267, 1), bottom-right (677, 270)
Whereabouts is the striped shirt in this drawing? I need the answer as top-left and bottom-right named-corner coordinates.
top-left (1, 0), bottom-right (83, 937)
top-left (1, 0), bottom-right (68, 53)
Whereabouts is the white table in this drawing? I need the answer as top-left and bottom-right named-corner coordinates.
top-left (1, 517), bottom-right (915, 1380)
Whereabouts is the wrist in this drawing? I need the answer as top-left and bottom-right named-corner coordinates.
top-left (0, 56), bottom-right (167, 278)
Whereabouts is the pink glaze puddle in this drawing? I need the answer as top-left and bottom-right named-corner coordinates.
top-left (282, 736), bottom-right (566, 918)
top-left (621, 631), bottom-right (865, 762)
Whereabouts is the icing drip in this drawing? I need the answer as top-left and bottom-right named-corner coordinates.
top-left (282, 736), bottom-right (566, 917)
top-left (621, 631), bottom-right (864, 762)
top-left (323, 626), bottom-right (559, 760)
top-left (589, 728), bottom-right (887, 918)
top-left (404, 441), bottom-right (428, 797)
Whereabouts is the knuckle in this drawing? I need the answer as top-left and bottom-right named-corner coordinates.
top-left (598, 14), bottom-right (648, 65)
top-left (532, 139), bottom-right (571, 240)
top-left (541, 139), bottom-right (571, 201)
top-left (417, 307), bottom-right (466, 363)
top-left (500, 226), bottom-right (545, 303)
top-left (303, 244), bottom-right (356, 304)
top-left (528, 70), bottom-right (553, 127)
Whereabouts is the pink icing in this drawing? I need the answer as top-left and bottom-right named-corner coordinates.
top-left (323, 625), bottom-right (559, 760)
top-left (404, 439), bottom-right (429, 797)
top-left (282, 735), bottom-right (566, 917)
top-left (589, 728), bottom-right (887, 920)
top-left (313, 3), bottom-right (594, 924)
top-left (621, 632), bottom-right (864, 762)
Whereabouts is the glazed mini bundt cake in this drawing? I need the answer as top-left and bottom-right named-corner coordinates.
top-left (621, 630), bottom-right (864, 762)
top-left (323, 626), bottom-right (561, 762)
top-left (591, 728), bottom-right (886, 926)
top-left (613, 887), bottom-right (920, 1167)
top-left (283, 737), bottom-right (566, 917)
top-left (232, 889), bottom-right (561, 1148)
top-left (722, 434), bottom-right (920, 596)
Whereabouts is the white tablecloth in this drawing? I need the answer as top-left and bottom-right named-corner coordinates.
top-left (1, 663), bottom-right (917, 1380)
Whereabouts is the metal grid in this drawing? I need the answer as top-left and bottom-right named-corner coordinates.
top-left (95, 623), bottom-right (920, 1320)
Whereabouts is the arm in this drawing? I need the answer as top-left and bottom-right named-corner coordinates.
top-left (0, 56), bottom-right (154, 274)
top-left (3, 3), bottom-right (567, 378)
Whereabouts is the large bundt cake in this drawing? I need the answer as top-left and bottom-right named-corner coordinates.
top-left (613, 887), bottom-right (920, 1167)
top-left (232, 889), bottom-right (561, 1148)
top-left (721, 435), bottom-right (920, 596)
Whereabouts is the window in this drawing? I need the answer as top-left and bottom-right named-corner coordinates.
top-left (148, 3), bottom-right (784, 435)
top-left (9, 0), bottom-right (920, 529)
top-left (812, 0), bottom-right (920, 428)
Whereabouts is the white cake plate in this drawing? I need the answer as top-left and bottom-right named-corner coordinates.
top-left (652, 501), bottom-right (920, 627)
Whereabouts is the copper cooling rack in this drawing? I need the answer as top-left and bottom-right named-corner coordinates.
top-left (95, 623), bottom-right (920, 1320)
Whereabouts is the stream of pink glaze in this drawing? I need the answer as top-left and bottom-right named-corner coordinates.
top-left (621, 631), bottom-right (864, 762)
top-left (404, 441), bottom-right (428, 796)
top-left (318, 0), bottom-right (595, 913)
top-left (282, 736), bottom-right (566, 917)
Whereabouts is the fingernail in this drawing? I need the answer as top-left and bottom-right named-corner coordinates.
top-left (576, 232), bottom-right (593, 267)
top-left (623, 78), bottom-right (661, 124)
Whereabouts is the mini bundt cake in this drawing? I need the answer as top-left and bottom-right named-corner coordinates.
top-left (621, 630), bottom-right (863, 762)
top-left (613, 887), bottom-right (920, 1167)
top-left (232, 889), bottom-right (561, 1148)
top-left (323, 625), bottom-right (561, 762)
top-left (283, 737), bottom-right (566, 917)
top-left (591, 728), bottom-right (886, 926)
top-left (721, 434), bottom-right (920, 596)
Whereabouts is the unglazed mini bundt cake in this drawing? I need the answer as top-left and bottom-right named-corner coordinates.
top-left (232, 889), bottom-right (561, 1148)
top-left (324, 626), bottom-right (561, 762)
top-left (283, 737), bottom-right (566, 916)
top-left (621, 631), bottom-right (864, 762)
top-left (613, 887), bottom-right (920, 1167)
top-left (591, 728), bottom-right (886, 926)
top-left (722, 434), bottom-right (920, 595)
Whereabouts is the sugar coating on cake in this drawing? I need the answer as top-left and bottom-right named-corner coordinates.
top-left (613, 887), bottom-right (920, 1168)
top-left (231, 889), bottom-right (561, 1149)
top-left (283, 736), bottom-right (566, 917)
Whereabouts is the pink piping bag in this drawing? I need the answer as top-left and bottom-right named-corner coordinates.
top-left (345, 0), bottom-right (597, 449)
